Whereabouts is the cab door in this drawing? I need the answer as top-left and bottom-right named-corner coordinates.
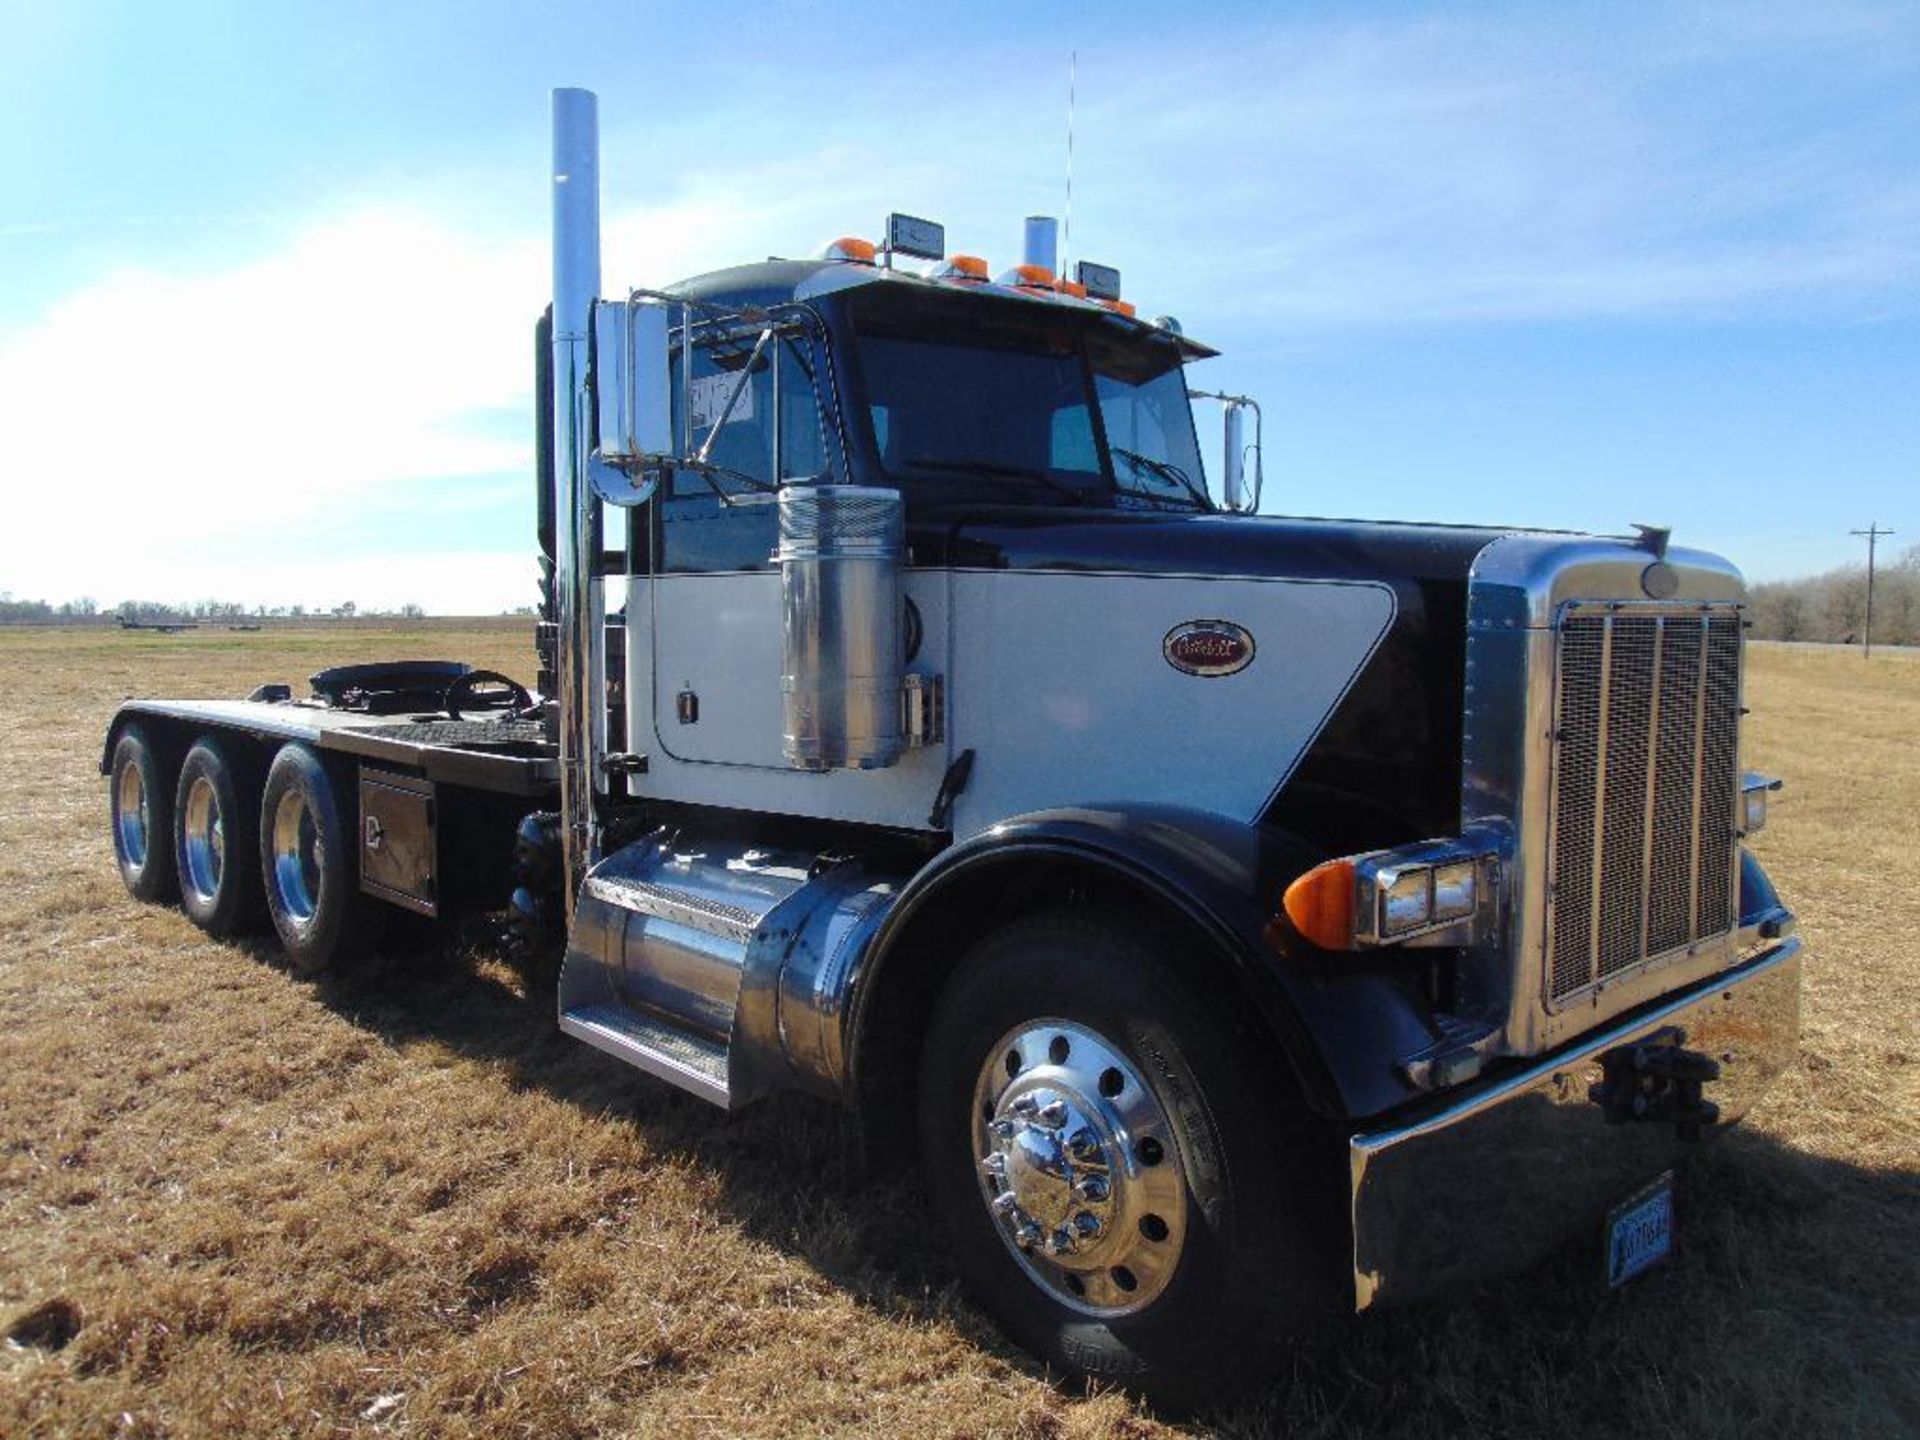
top-left (648, 324), bottom-right (828, 767)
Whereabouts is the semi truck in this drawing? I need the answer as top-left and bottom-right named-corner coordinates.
top-left (100, 88), bottom-right (1802, 1408)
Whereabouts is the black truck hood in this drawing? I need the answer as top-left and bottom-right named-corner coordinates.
top-left (911, 504), bottom-right (1562, 853)
top-left (910, 504), bottom-right (1536, 587)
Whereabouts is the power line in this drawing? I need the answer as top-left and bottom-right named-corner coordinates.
top-left (1849, 521), bottom-right (1895, 659)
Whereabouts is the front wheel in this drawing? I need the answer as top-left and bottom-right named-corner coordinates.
top-left (917, 909), bottom-right (1335, 1412)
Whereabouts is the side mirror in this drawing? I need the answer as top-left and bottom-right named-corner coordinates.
top-left (1222, 405), bottom-right (1247, 512)
top-left (1188, 389), bottom-right (1264, 514)
top-left (589, 297), bottom-right (672, 506)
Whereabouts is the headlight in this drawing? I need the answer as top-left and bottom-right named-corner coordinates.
top-left (1381, 869), bottom-right (1431, 935)
top-left (1431, 861), bottom-right (1478, 922)
top-left (1279, 835), bottom-right (1500, 951)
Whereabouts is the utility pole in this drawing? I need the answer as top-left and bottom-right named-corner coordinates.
top-left (1850, 522), bottom-right (1895, 659)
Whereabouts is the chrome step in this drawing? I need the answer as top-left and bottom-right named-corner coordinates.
top-left (559, 1002), bottom-right (731, 1108)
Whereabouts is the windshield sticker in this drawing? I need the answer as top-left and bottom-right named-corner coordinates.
top-left (689, 372), bottom-right (754, 429)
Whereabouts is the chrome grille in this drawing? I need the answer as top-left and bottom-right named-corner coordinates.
top-left (1546, 605), bottom-right (1743, 1005)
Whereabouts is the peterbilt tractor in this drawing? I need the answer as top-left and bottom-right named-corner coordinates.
top-left (101, 88), bottom-right (1802, 1407)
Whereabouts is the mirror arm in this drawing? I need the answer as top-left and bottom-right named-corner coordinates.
top-left (692, 325), bottom-right (775, 466)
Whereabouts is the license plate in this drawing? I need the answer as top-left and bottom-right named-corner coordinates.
top-left (1605, 1174), bottom-right (1674, 1289)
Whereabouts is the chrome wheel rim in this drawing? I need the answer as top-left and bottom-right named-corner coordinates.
top-left (971, 1018), bottom-right (1189, 1316)
top-left (269, 788), bottom-right (322, 928)
top-left (114, 763), bottom-right (148, 869)
top-left (180, 775), bottom-right (225, 904)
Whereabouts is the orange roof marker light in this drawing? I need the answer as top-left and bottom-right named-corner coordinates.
top-left (816, 236), bottom-right (878, 265)
top-left (998, 262), bottom-right (1057, 290)
top-left (933, 254), bottom-right (991, 283)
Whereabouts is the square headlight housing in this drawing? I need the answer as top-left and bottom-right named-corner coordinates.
top-left (1380, 868), bottom-right (1432, 936)
top-left (1352, 842), bottom-right (1499, 946)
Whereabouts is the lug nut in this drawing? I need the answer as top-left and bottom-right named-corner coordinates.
top-left (1036, 1098), bottom-right (1069, 1128)
top-left (981, 1153), bottom-right (1008, 1178)
top-left (991, 1191), bottom-right (1020, 1216)
top-left (1073, 1211), bottom-right (1103, 1238)
top-left (1047, 1226), bottom-right (1076, 1256)
top-left (989, 1118), bottom-right (1017, 1141)
top-left (1011, 1094), bottom-right (1039, 1116)
top-left (1015, 1220), bottom-right (1043, 1251)
top-left (1073, 1174), bottom-right (1109, 1203)
top-left (1068, 1128), bottom-right (1102, 1161)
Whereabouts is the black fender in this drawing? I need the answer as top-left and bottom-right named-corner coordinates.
top-left (846, 802), bottom-right (1438, 1124)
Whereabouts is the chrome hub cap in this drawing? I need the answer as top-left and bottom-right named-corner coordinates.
top-left (114, 764), bottom-right (148, 869)
top-left (181, 776), bottom-right (225, 904)
top-left (971, 1019), bottom-right (1187, 1315)
top-left (270, 789), bottom-right (322, 928)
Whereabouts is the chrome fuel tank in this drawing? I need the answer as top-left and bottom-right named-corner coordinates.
top-left (777, 485), bottom-right (905, 771)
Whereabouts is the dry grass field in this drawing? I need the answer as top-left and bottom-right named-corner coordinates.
top-left (1, 625), bottom-right (1915, 1438)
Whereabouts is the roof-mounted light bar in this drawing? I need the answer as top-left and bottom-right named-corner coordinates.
top-left (882, 212), bottom-right (945, 263)
top-left (1075, 260), bottom-right (1121, 301)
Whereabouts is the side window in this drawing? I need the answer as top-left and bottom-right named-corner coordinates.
top-left (1095, 375), bottom-right (1174, 459)
top-left (659, 327), bottom-right (832, 572)
top-left (1050, 402), bottom-right (1099, 476)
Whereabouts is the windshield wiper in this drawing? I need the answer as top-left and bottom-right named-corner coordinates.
top-left (899, 456), bottom-right (1090, 505)
top-left (1109, 447), bottom-right (1214, 511)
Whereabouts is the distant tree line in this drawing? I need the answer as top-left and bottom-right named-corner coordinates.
top-left (0, 595), bottom-right (431, 623)
top-left (1747, 544), bottom-right (1920, 647)
top-left (0, 594), bottom-right (97, 621)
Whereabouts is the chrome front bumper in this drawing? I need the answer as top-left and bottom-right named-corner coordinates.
top-left (1349, 937), bottom-right (1802, 1310)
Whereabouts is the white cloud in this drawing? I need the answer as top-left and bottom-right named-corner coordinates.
top-left (2, 6), bottom-right (1913, 608)
top-left (0, 188), bottom-right (840, 610)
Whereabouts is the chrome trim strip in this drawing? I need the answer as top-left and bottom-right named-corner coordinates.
top-left (1687, 616), bottom-right (1709, 935)
top-left (1636, 615), bottom-right (1664, 963)
top-left (1584, 614), bottom-right (1615, 978)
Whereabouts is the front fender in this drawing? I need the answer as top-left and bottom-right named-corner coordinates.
top-left (848, 802), bottom-right (1439, 1121)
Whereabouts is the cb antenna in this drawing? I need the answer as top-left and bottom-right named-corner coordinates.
top-left (1063, 50), bottom-right (1076, 275)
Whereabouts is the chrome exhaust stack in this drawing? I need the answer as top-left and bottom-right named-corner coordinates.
top-left (550, 87), bottom-right (604, 914)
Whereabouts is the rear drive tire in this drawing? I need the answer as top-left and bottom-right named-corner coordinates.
top-left (917, 908), bottom-right (1336, 1413)
top-left (109, 725), bottom-right (177, 903)
top-left (173, 737), bottom-right (265, 937)
top-left (259, 744), bottom-right (386, 977)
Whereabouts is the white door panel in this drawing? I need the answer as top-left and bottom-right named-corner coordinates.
top-left (632, 570), bottom-right (953, 834)
top-left (947, 571), bottom-right (1395, 838)
top-left (652, 573), bottom-right (788, 765)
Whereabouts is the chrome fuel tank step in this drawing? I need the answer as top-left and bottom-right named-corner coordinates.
top-left (558, 832), bottom-right (900, 1109)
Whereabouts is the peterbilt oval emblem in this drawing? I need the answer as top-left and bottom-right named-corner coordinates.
top-left (1163, 620), bottom-right (1255, 677)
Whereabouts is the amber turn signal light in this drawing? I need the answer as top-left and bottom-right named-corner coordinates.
top-left (1279, 858), bottom-right (1355, 950)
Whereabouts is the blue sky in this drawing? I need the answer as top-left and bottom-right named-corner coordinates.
top-left (2, 0), bottom-right (1915, 612)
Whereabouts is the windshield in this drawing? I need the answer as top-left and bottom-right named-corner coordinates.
top-left (851, 294), bottom-right (1210, 509)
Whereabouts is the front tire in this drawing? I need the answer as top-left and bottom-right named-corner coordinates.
top-left (173, 737), bottom-right (264, 937)
top-left (109, 725), bottom-right (177, 903)
top-left (259, 744), bottom-right (386, 977)
top-left (917, 909), bottom-right (1333, 1412)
